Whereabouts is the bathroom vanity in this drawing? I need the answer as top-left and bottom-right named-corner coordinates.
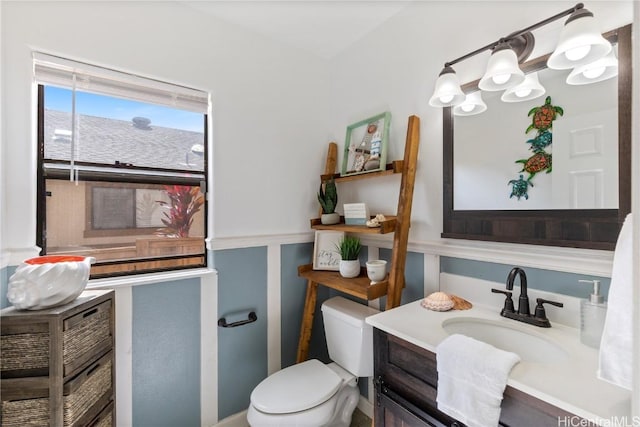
top-left (374, 329), bottom-right (576, 426)
top-left (367, 300), bottom-right (631, 427)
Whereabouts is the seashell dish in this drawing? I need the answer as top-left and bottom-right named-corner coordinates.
top-left (366, 214), bottom-right (387, 228)
top-left (420, 291), bottom-right (454, 312)
top-left (449, 294), bottom-right (473, 310)
top-left (7, 255), bottom-right (95, 310)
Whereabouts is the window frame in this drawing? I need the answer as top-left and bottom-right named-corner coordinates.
top-left (36, 83), bottom-right (210, 279)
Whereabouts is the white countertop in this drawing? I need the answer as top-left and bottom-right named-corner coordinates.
top-left (366, 299), bottom-right (631, 425)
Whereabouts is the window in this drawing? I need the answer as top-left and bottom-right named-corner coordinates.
top-left (35, 53), bottom-right (209, 277)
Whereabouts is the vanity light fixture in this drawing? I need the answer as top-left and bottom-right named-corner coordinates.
top-left (566, 49), bottom-right (618, 85)
top-left (453, 91), bottom-right (487, 116)
top-left (501, 72), bottom-right (546, 102)
top-left (547, 8), bottom-right (612, 70)
top-left (478, 42), bottom-right (525, 91)
top-left (428, 66), bottom-right (466, 107)
top-left (429, 3), bottom-right (608, 109)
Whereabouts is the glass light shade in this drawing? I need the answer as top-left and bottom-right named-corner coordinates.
top-left (478, 45), bottom-right (525, 91)
top-left (429, 66), bottom-right (465, 107)
top-left (547, 9), bottom-right (612, 70)
top-left (566, 50), bottom-right (618, 85)
top-left (453, 91), bottom-right (487, 116)
top-left (501, 72), bottom-right (546, 102)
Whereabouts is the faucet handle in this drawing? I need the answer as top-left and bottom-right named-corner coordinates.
top-left (534, 298), bottom-right (564, 323)
top-left (491, 288), bottom-right (515, 314)
top-left (536, 298), bottom-right (563, 308)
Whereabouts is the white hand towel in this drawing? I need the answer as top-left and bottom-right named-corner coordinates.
top-left (436, 334), bottom-right (520, 427)
top-left (598, 213), bottom-right (633, 390)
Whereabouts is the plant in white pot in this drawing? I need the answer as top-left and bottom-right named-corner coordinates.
top-left (318, 178), bottom-right (339, 225)
top-left (336, 235), bottom-right (362, 278)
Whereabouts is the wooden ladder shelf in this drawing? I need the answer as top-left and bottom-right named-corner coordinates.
top-left (296, 115), bottom-right (420, 363)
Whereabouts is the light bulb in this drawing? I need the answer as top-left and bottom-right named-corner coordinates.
top-left (565, 45), bottom-right (591, 61)
top-left (439, 94), bottom-right (454, 104)
top-left (461, 104), bottom-right (475, 113)
top-left (515, 88), bottom-right (532, 98)
top-left (582, 66), bottom-right (606, 79)
top-left (492, 73), bottom-right (510, 85)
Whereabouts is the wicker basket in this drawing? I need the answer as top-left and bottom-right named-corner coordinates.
top-left (1, 300), bottom-right (111, 377)
top-left (93, 408), bottom-right (113, 427)
top-left (0, 332), bottom-right (49, 372)
top-left (1, 356), bottom-right (112, 426)
top-left (62, 306), bottom-right (111, 366)
top-left (0, 397), bottom-right (49, 426)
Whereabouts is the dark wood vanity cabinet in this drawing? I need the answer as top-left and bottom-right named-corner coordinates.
top-left (374, 329), bottom-right (581, 427)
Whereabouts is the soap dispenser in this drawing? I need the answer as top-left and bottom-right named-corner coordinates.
top-left (579, 279), bottom-right (607, 348)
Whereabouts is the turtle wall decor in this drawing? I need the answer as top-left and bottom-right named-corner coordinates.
top-left (509, 174), bottom-right (533, 200)
top-left (508, 96), bottom-right (564, 200)
top-left (526, 96), bottom-right (564, 134)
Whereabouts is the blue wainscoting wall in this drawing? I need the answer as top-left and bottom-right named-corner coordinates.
top-left (215, 247), bottom-right (268, 420)
top-left (378, 249), bottom-right (425, 308)
top-left (280, 242), bottom-right (315, 368)
top-left (440, 257), bottom-right (611, 299)
top-left (1, 248), bottom-right (612, 425)
top-left (1, 267), bottom-right (10, 309)
top-left (132, 278), bottom-right (201, 427)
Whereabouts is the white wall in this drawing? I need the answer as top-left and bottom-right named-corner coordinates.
top-left (0, 1), bottom-right (5, 265)
top-left (325, 1), bottom-right (633, 242)
top-left (1, 0), bottom-right (632, 265)
top-left (0, 1), bottom-right (331, 265)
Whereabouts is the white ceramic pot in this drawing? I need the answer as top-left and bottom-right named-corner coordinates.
top-left (339, 260), bottom-right (361, 278)
top-left (366, 260), bottom-right (388, 282)
top-left (7, 256), bottom-right (96, 310)
top-left (320, 212), bottom-right (340, 225)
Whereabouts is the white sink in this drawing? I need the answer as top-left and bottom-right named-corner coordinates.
top-left (441, 317), bottom-right (569, 363)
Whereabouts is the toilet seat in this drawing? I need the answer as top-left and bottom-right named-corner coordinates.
top-left (250, 359), bottom-right (342, 414)
top-left (248, 391), bottom-right (340, 426)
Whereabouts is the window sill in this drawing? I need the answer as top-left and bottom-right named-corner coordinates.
top-left (87, 267), bottom-right (217, 290)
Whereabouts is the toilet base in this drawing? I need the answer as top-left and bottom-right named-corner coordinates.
top-left (324, 362), bottom-right (360, 427)
top-left (325, 383), bottom-right (359, 427)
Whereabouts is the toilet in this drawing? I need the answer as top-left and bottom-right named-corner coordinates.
top-left (247, 296), bottom-right (379, 427)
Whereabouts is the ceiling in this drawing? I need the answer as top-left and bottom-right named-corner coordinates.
top-left (183, 1), bottom-right (413, 59)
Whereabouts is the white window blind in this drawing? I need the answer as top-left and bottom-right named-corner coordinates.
top-left (33, 52), bottom-right (209, 113)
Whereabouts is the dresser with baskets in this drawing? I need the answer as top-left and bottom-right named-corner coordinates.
top-left (1, 289), bottom-right (115, 426)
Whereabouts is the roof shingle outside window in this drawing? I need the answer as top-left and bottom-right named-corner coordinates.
top-left (44, 109), bottom-right (205, 171)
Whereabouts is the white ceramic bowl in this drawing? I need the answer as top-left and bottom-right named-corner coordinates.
top-left (7, 256), bottom-right (95, 310)
top-left (366, 260), bottom-right (387, 282)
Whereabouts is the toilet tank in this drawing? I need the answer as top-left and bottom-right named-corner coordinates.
top-left (321, 296), bottom-right (380, 377)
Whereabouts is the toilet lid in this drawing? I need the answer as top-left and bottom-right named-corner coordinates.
top-left (250, 359), bottom-right (342, 414)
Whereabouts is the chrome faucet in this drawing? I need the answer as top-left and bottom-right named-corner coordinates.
top-left (491, 267), bottom-right (564, 328)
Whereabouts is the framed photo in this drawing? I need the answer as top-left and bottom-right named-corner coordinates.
top-left (312, 230), bottom-right (345, 271)
top-left (341, 112), bottom-right (391, 176)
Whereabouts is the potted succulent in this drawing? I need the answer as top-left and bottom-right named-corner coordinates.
top-left (336, 235), bottom-right (362, 278)
top-left (317, 178), bottom-right (339, 225)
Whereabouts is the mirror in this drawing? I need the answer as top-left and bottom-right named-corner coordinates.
top-left (454, 64), bottom-right (618, 210)
top-left (442, 24), bottom-right (631, 250)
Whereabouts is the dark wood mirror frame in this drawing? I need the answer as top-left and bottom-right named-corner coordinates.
top-left (442, 24), bottom-right (631, 250)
